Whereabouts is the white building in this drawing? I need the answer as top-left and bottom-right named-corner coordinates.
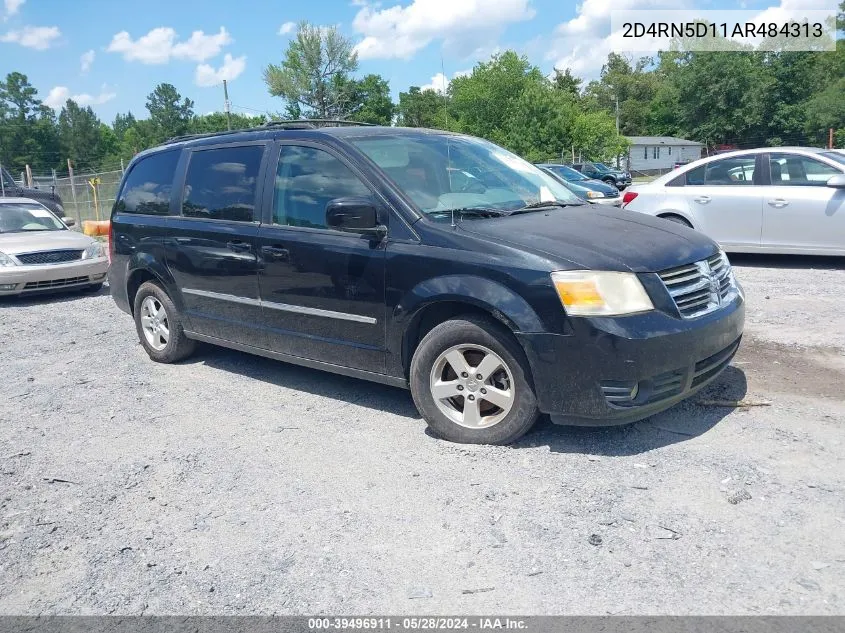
top-left (626, 136), bottom-right (704, 173)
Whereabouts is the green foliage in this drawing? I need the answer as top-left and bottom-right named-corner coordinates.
top-left (146, 83), bottom-right (194, 143)
top-left (396, 87), bottom-right (445, 128)
top-left (58, 100), bottom-right (104, 172)
top-left (263, 21), bottom-right (359, 119)
top-left (347, 74), bottom-right (394, 125)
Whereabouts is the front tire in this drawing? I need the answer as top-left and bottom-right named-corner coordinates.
top-left (660, 214), bottom-right (692, 228)
top-left (133, 281), bottom-right (195, 363)
top-left (410, 316), bottom-right (539, 445)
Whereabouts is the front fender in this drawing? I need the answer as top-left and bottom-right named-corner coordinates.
top-left (395, 274), bottom-right (544, 333)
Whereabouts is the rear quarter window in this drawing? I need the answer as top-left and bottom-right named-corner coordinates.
top-left (115, 150), bottom-right (180, 215)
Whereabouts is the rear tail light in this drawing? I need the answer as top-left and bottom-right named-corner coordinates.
top-left (621, 191), bottom-right (638, 207)
top-left (108, 221), bottom-right (114, 262)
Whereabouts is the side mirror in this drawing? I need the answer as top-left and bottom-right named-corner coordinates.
top-left (62, 217), bottom-right (76, 227)
top-left (825, 174), bottom-right (845, 189)
top-left (326, 197), bottom-right (386, 238)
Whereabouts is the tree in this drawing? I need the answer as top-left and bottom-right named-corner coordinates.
top-left (396, 87), bottom-right (445, 128)
top-left (146, 83), bottom-right (194, 142)
top-left (449, 52), bottom-right (546, 143)
top-left (347, 74), bottom-right (394, 125)
top-left (113, 112), bottom-right (137, 142)
top-left (263, 21), bottom-right (359, 119)
top-left (552, 68), bottom-right (582, 99)
top-left (0, 72), bottom-right (50, 172)
top-left (58, 100), bottom-right (104, 172)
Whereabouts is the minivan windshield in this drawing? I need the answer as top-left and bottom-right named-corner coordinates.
top-left (350, 133), bottom-right (584, 216)
top-left (0, 203), bottom-right (65, 233)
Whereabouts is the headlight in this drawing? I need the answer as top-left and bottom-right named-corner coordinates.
top-left (551, 271), bottom-right (654, 316)
top-left (0, 251), bottom-right (16, 267)
top-left (586, 191), bottom-right (605, 199)
top-left (82, 242), bottom-right (105, 259)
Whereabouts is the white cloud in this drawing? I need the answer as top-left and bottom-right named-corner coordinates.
top-left (44, 85), bottom-right (117, 109)
top-left (195, 53), bottom-right (247, 87)
top-left (106, 26), bottom-right (232, 64)
top-left (352, 0), bottom-right (534, 60)
top-left (80, 49), bottom-right (95, 73)
top-left (278, 21), bottom-right (296, 35)
top-left (420, 69), bottom-right (471, 94)
top-left (3, 0), bottom-right (24, 19)
top-left (545, 0), bottom-right (693, 78)
top-left (0, 25), bottom-right (60, 49)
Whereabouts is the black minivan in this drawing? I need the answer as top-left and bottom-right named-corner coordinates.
top-left (109, 122), bottom-right (744, 445)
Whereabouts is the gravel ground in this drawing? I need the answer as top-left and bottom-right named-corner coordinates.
top-left (1, 254), bottom-right (843, 615)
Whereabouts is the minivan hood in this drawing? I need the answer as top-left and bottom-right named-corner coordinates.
top-left (0, 229), bottom-right (93, 255)
top-left (456, 207), bottom-right (717, 273)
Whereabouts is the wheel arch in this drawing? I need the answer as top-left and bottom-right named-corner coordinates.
top-left (393, 275), bottom-right (544, 378)
top-left (125, 255), bottom-right (180, 315)
top-left (657, 211), bottom-right (695, 228)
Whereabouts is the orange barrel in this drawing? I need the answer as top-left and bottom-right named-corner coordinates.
top-left (82, 220), bottom-right (110, 237)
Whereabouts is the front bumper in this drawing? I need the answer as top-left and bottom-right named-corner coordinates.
top-left (0, 257), bottom-right (109, 295)
top-left (516, 295), bottom-right (745, 425)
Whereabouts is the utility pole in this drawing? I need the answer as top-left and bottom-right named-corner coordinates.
top-left (615, 96), bottom-right (620, 134)
top-left (223, 80), bottom-right (232, 131)
top-left (829, 127), bottom-right (835, 150)
top-left (67, 159), bottom-right (81, 227)
top-left (0, 161), bottom-right (5, 197)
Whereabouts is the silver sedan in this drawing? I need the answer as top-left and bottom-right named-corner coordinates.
top-left (622, 147), bottom-right (845, 255)
top-left (0, 198), bottom-right (109, 296)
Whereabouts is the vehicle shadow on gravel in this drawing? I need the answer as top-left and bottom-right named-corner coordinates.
top-left (194, 345), bottom-right (422, 418)
top-left (730, 253), bottom-right (845, 270)
top-left (519, 365), bottom-right (748, 456)
top-left (0, 284), bottom-right (109, 307)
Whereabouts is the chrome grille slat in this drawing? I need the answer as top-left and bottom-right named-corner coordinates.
top-left (658, 252), bottom-right (737, 319)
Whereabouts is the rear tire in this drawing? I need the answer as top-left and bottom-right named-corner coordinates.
top-left (660, 214), bottom-right (692, 228)
top-left (410, 315), bottom-right (539, 445)
top-left (133, 281), bottom-right (195, 363)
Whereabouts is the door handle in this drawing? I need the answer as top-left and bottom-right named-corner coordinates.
top-left (226, 240), bottom-right (251, 253)
top-left (693, 195), bottom-right (711, 204)
top-left (768, 198), bottom-right (789, 208)
top-left (261, 245), bottom-right (290, 261)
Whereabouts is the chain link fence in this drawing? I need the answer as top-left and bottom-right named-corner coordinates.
top-left (24, 167), bottom-right (125, 228)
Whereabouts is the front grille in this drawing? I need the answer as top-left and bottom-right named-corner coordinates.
top-left (658, 251), bottom-right (737, 318)
top-left (691, 339), bottom-right (741, 388)
top-left (16, 249), bottom-right (84, 265)
top-left (24, 276), bottom-right (89, 290)
top-left (604, 190), bottom-right (620, 198)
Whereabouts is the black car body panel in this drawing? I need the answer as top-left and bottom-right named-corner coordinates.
top-left (1, 167), bottom-right (65, 217)
top-left (109, 126), bottom-right (744, 425)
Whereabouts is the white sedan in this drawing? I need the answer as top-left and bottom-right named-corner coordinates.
top-left (622, 147), bottom-right (845, 256)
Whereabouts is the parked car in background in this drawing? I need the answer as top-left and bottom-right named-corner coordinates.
top-left (535, 163), bottom-right (621, 206)
top-left (109, 123), bottom-right (743, 445)
top-left (0, 197), bottom-right (108, 295)
top-left (622, 147), bottom-right (845, 255)
top-left (1, 166), bottom-right (67, 219)
top-left (570, 162), bottom-right (632, 189)
top-left (673, 160), bottom-right (691, 169)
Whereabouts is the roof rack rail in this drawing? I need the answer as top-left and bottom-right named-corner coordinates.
top-left (262, 119), bottom-right (375, 128)
top-left (164, 128), bottom-right (251, 144)
top-left (162, 119), bottom-right (375, 145)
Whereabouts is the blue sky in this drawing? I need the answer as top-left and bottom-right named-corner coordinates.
top-left (0, 0), bottom-right (813, 123)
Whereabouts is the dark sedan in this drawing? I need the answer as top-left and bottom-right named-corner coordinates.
top-left (536, 163), bottom-right (621, 206)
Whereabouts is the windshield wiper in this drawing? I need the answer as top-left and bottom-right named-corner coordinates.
top-left (446, 207), bottom-right (510, 218)
top-left (511, 200), bottom-right (582, 214)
